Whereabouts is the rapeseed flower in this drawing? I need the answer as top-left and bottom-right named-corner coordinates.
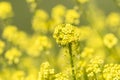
top-left (103, 33), bottom-right (118, 48)
top-left (53, 24), bottom-right (80, 46)
top-left (0, 1), bottom-right (13, 19)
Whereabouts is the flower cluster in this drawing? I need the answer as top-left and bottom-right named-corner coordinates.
top-left (38, 62), bottom-right (54, 80)
top-left (86, 57), bottom-right (104, 78)
top-left (103, 64), bottom-right (120, 80)
top-left (53, 24), bottom-right (80, 46)
top-left (5, 47), bottom-right (21, 64)
top-left (103, 33), bottom-right (118, 48)
top-left (0, 1), bottom-right (13, 19)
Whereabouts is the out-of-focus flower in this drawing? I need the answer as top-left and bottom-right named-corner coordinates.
top-left (2, 25), bottom-right (18, 42)
top-left (26, 35), bottom-right (51, 57)
top-left (5, 48), bottom-right (22, 64)
top-left (49, 5), bottom-right (66, 31)
top-left (32, 9), bottom-right (49, 33)
top-left (86, 32), bottom-right (103, 49)
top-left (81, 47), bottom-right (94, 58)
top-left (65, 9), bottom-right (80, 25)
top-left (77, 0), bottom-right (89, 4)
top-left (103, 33), bottom-right (118, 48)
top-left (52, 5), bottom-right (66, 20)
top-left (11, 70), bottom-right (25, 80)
top-left (26, 0), bottom-right (35, 3)
top-left (26, 0), bottom-right (37, 12)
top-left (78, 26), bottom-right (92, 41)
top-left (0, 2), bottom-right (13, 19)
top-left (25, 74), bottom-right (37, 80)
top-left (106, 12), bottom-right (120, 27)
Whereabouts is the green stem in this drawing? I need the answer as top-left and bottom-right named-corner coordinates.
top-left (68, 43), bottom-right (76, 80)
top-left (93, 72), bottom-right (97, 80)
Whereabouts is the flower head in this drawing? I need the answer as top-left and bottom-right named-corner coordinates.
top-left (38, 62), bottom-right (54, 80)
top-left (2, 25), bottom-right (18, 42)
top-left (77, 0), bottom-right (89, 4)
top-left (106, 12), bottom-right (120, 27)
top-left (65, 9), bottom-right (80, 25)
top-left (103, 64), bottom-right (120, 80)
top-left (0, 2), bottom-right (13, 19)
top-left (86, 57), bottom-right (104, 77)
top-left (32, 9), bottom-right (49, 33)
top-left (103, 33), bottom-right (118, 48)
top-left (53, 24), bottom-right (80, 46)
top-left (5, 48), bottom-right (22, 64)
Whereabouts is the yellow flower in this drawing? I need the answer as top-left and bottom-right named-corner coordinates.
top-left (32, 9), bottom-right (49, 33)
top-left (5, 48), bottom-right (22, 64)
top-left (38, 62), bottom-right (54, 80)
top-left (55, 68), bottom-right (71, 80)
top-left (65, 9), bottom-right (80, 25)
top-left (26, 0), bottom-right (35, 3)
top-left (106, 12), bottom-right (120, 27)
top-left (81, 47), bottom-right (94, 58)
top-left (25, 74), bottom-right (37, 80)
top-left (55, 72), bottom-right (69, 80)
top-left (103, 64), bottom-right (120, 80)
top-left (26, 0), bottom-right (37, 12)
top-left (78, 26), bottom-right (92, 41)
top-left (86, 57), bottom-right (104, 77)
top-left (103, 33), bottom-right (118, 48)
top-left (2, 25), bottom-right (18, 42)
top-left (77, 0), bottom-right (88, 4)
top-left (0, 1), bottom-right (13, 19)
top-left (13, 31), bottom-right (28, 49)
top-left (53, 24), bottom-right (81, 46)
top-left (26, 35), bottom-right (51, 57)
top-left (12, 71), bottom-right (25, 80)
top-left (34, 9), bottom-right (48, 20)
top-left (52, 5), bottom-right (66, 19)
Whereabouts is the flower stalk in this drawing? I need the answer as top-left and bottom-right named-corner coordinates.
top-left (68, 43), bottom-right (76, 80)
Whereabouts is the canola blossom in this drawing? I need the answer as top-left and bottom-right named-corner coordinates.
top-left (0, 0), bottom-right (120, 80)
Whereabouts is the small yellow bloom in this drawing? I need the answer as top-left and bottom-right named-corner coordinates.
top-left (32, 9), bottom-right (49, 33)
top-left (12, 71), bottom-right (25, 80)
top-left (26, 35), bottom-right (51, 57)
top-left (77, 0), bottom-right (88, 4)
top-left (52, 5), bottom-right (66, 19)
top-left (106, 12), bottom-right (120, 27)
top-left (103, 33), bottom-right (118, 48)
top-left (38, 62), bottom-right (54, 80)
top-left (86, 57), bottom-right (104, 78)
top-left (2, 25), bottom-right (18, 42)
top-left (81, 47), bottom-right (94, 58)
top-left (103, 64), bottom-right (120, 80)
top-left (0, 2), bottom-right (13, 19)
top-left (65, 9), bottom-right (80, 25)
top-left (26, 0), bottom-right (35, 3)
top-left (5, 48), bottom-right (22, 64)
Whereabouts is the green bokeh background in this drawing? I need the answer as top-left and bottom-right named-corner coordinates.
top-left (1, 0), bottom-right (119, 32)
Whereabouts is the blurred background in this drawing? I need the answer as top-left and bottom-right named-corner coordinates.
top-left (0, 0), bottom-right (120, 80)
top-left (0, 0), bottom-right (119, 32)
